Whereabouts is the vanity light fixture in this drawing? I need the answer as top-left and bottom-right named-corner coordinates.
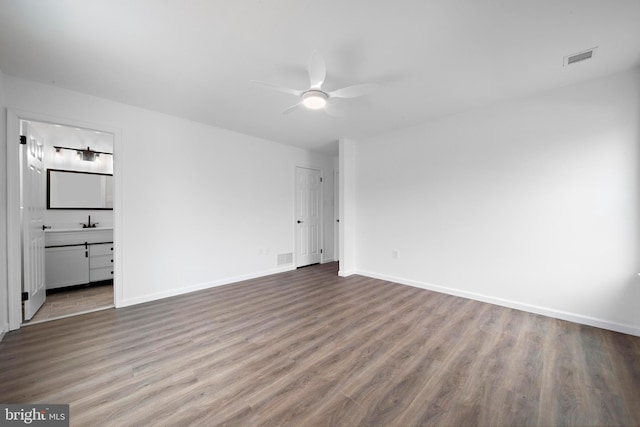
top-left (80, 148), bottom-right (98, 162)
top-left (53, 145), bottom-right (113, 162)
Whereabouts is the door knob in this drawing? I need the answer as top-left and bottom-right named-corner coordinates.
top-left (297, 220), bottom-right (303, 224)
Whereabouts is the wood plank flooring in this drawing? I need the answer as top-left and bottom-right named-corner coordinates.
top-left (28, 283), bottom-right (114, 323)
top-left (1, 262), bottom-right (639, 426)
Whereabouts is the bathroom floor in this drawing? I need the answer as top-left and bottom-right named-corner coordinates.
top-left (28, 283), bottom-right (114, 323)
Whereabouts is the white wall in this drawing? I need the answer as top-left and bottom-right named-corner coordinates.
top-left (3, 76), bottom-right (334, 309)
top-left (354, 68), bottom-right (640, 335)
top-left (0, 69), bottom-right (8, 337)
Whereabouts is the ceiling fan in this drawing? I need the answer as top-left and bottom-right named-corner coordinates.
top-left (252, 52), bottom-right (376, 115)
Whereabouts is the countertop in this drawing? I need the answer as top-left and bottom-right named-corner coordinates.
top-left (45, 227), bottom-right (114, 233)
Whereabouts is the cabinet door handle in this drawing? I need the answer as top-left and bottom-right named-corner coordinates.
top-left (111, 259), bottom-right (113, 263)
top-left (85, 251), bottom-right (88, 258)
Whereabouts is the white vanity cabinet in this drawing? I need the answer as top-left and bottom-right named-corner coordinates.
top-left (45, 228), bottom-right (114, 290)
top-left (45, 245), bottom-right (90, 288)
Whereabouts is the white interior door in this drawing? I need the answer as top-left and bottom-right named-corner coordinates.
top-left (334, 169), bottom-right (339, 262)
top-left (296, 167), bottom-right (322, 267)
top-left (21, 121), bottom-right (47, 320)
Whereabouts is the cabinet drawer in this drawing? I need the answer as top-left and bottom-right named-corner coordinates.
top-left (90, 266), bottom-right (113, 282)
top-left (90, 243), bottom-right (113, 256)
top-left (90, 254), bottom-right (113, 269)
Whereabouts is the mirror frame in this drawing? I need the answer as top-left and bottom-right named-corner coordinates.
top-left (46, 168), bottom-right (114, 210)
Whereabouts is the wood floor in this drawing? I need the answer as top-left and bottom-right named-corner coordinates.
top-left (29, 283), bottom-right (114, 323)
top-left (1, 262), bottom-right (639, 426)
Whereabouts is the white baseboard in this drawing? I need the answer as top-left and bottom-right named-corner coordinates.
top-left (0, 322), bottom-right (8, 342)
top-left (339, 269), bottom-right (356, 277)
top-left (321, 257), bottom-right (336, 264)
top-left (119, 265), bottom-right (297, 308)
top-left (357, 270), bottom-right (640, 337)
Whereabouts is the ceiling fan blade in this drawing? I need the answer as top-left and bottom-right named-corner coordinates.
top-left (308, 51), bottom-right (326, 90)
top-left (328, 83), bottom-right (377, 99)
top-left (251, 80), bottom-right (302, 97)
top-left (282, 102), bottom-right (304, 115)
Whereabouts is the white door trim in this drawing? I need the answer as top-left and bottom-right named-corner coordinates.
top-left (293, 165), bottom-right (323, 267)
top-left (5, 109), bottom-right (122, 331)
top-left (7, 110), bottom-right (22, 331)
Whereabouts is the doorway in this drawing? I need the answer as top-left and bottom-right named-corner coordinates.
top-left (6, 110), bottom-right (119, 330)
top-left (295, 166), bottom-right (322, 267)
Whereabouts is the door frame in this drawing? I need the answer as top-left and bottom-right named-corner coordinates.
top-left (293, 165), bottom-right (323, 268)
top-left (6, 109), bottom-right (122, 331)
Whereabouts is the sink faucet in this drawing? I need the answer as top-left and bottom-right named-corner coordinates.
top-left (81, 215), bottom-right (99, 229)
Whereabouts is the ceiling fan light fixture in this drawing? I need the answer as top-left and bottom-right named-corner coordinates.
top-left (253, 52), bottom-right (376, 115)
top-left (301, 90), bottom-right (327, 110)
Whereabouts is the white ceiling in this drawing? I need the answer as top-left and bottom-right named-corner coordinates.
top-left (1, 1), bottom-right (640, 155)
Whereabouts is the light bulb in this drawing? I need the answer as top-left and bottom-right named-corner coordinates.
top-left (301, 91), bottom-right (327, 110)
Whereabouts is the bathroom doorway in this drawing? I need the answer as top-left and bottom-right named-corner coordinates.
top-left (6, 110), bottom-right (119, 329)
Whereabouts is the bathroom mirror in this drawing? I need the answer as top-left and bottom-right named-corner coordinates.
top-left (47, 169), bottom-right (113, 210)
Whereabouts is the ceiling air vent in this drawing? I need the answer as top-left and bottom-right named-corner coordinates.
top-left (564, 47), bottom-right (597, 66)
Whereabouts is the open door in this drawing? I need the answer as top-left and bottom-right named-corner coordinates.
top-left (21, 121), bottom-right (47, 320)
